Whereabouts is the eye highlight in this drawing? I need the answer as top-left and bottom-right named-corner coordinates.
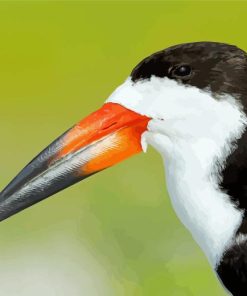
top-left (170, 64), bottom-right (192, 78)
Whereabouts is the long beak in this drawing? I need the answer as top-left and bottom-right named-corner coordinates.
top-left (0, 103), bottom-right (150, 221)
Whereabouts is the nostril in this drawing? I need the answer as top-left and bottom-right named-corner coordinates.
top-left (102, 122), bottom-right (117, 130)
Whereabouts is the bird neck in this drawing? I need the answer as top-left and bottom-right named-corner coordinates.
top-left (147, 131), bottom-right (245, 267)
top-left (164, 139), bottom-right (243, 267)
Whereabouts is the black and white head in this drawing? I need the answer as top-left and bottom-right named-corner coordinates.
top-left (110, 41), bottom-right (247, 150)
top-left (1, 42), bottom-right (247, 295)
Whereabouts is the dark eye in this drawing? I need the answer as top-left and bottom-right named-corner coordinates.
top-left (170, 65), bottom-right (192, 78)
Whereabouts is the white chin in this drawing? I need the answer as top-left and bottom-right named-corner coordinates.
top-left (141, 130), bottom-right (173, 157)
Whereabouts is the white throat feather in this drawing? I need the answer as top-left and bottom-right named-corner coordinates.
top-left (107, 77), bottom-right (247, 266)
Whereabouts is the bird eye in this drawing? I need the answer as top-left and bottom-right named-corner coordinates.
top-left (170, 65), bottom-right (192, 78)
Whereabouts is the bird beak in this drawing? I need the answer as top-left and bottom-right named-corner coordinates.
top-left (0, 102), bottom-right (150, 221)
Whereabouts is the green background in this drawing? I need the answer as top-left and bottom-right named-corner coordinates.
top-left (0, 1), bottom-right (245, 295)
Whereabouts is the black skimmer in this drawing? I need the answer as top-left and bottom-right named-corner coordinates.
top-left (0, 41), bottom-right (247, 295)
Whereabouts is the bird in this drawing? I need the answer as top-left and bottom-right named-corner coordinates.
top-left (0, 41), bottom-right (247, 295)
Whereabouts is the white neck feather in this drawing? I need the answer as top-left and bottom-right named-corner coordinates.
top-left (143, 125), bottom-right (242, 267)
top-left (147, 132), bottom-right (243, 267)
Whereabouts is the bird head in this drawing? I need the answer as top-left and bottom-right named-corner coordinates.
top-left (1, 41), bottom-right (247, 221)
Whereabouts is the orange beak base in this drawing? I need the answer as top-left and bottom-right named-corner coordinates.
top-left (0, 103), bottom-right (150, 221)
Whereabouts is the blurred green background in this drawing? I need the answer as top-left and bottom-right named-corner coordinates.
top-left (0, 1), bottom-right (246, 295)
